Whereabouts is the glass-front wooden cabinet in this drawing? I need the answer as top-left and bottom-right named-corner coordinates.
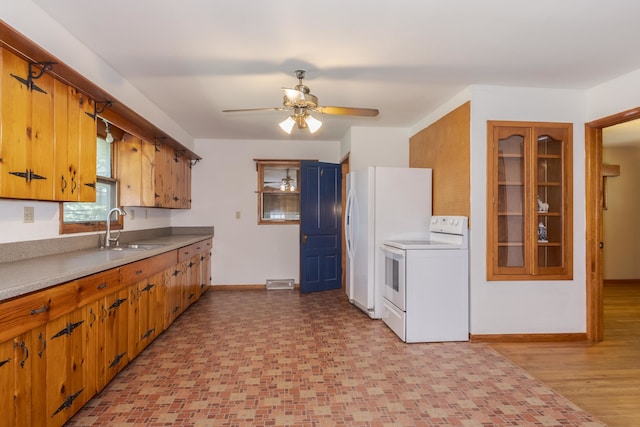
top-left (487, 121), bottom-right (572, 280)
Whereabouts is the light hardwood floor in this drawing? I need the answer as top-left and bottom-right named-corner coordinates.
top-left (490, 283), bottom-right (640, 427)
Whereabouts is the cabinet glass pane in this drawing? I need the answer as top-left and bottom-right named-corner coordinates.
top-left (498, 215), bottom-right (524, 244)
top-left (496, 133), bottom-right (525, 269)
top-left (498, 135), bottom-right (524, 156)
top-left (498, 246), bottom-right (524, 268)
top-left (538, 246), bottom-right (562, 268)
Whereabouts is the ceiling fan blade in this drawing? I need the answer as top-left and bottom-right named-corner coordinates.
top-left (314, 106), bottom-right (379, 117)
top-left (222, 107), bottom-right (288, 113)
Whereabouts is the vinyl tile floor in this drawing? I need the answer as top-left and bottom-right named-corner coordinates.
top-left (66, 289), bottom-right (604, 426)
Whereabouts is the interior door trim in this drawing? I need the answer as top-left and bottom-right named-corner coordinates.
top-left (585, 106), bottom-right (640, 342)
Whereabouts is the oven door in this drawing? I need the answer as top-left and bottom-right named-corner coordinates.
top-left (382, 245), bottom-right (406, 311)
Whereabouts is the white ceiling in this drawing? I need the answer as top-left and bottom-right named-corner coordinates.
top-left (30, 0), bottom-right (640, 142)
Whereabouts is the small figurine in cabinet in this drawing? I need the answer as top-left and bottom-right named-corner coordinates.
top-left (538, 222), bottom-right (548, 242)
top-left (537, 196), bottom-right (549, 213)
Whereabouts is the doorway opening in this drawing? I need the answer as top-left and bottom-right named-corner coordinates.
top-left (585, 106), bottom-right (640, 341)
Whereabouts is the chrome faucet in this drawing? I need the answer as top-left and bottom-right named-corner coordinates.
top-left (104, 207), bottom-right (126, 247)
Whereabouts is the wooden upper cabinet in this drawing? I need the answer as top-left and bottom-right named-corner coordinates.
top-left (0, 47), bottom-right (97, 203)
top-left (116, 133), bottom-right (156, 207)
top-left (53, 82), bottom-right (97, 202)
top-left (487, 121), bottom-right (573, 280)
top-left (116, 138), bottom-right (192, 209)
top-left (0, 47), bottom-right (55, 200)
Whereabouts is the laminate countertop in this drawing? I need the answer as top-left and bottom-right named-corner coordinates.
top-left (0, 234), bottom-right (212, 302)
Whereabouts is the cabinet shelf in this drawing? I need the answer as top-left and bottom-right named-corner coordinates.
top-left (538, 154), bottom-right (562, 159)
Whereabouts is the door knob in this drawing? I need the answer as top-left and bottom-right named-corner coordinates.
top-left (302, 234), bottom-right (308, 244)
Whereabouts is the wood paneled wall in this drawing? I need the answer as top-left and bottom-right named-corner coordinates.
top-left (409, 102), bottom-right (471, 224)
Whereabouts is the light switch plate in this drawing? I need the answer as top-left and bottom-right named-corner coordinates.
top-left (24, 206), bottom-right (35, 223)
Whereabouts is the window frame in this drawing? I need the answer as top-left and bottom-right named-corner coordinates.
top-left (255, 159), bottom-right (301, 225)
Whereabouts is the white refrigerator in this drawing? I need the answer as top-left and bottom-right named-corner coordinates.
top-left (345, 166), bottom-right (432, 318)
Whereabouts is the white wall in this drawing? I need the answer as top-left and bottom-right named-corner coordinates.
top-left (469, 85), bottom-right (588, 334)
top-left (344, 127), bottom-right (411, 171)
top-left (602, 146), bottom-right (640, 280)
top-left (171, 138), bottom-right (340, 285)
top-left (587, 68), bottom-right (640, 121)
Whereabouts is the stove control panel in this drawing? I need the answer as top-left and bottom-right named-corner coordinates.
top-left (429, 216), bottom-right (468, 235)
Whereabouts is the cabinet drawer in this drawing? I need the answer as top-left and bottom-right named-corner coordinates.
top-left (0, 281), bottom-right (78, 343)
top-left (120, 251), bottom-right (176, 286)
top-left (194, 238), bottom-right (212, 254)
top-left (77, 268), bottom-right (121, 306)
top-left (178, 243), bottom-right (198, 262)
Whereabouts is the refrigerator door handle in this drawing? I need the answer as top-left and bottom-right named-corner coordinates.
top-left (345, 188), bottom-right (353, 259)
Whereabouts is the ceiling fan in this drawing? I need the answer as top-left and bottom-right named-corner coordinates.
top-left (222, 70), bottom-right (379, 134)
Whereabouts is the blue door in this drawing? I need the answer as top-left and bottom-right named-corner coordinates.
top-left (299, 160), bottom-right (342, 293)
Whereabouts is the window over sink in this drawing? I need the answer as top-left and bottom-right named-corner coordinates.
top-left (255, 159), bottom-right (300, 224)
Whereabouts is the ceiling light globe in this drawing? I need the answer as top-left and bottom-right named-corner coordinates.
top-left (279, 116), bottom-right (296, 134)
top-left (305, 115), bottom-right (322, 133)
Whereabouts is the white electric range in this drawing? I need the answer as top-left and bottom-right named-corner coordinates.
top-left (381, 216), bottom-right (469, 343)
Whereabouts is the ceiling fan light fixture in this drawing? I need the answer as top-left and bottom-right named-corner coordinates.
top-left (279, 116), bottom-right (296, 134)
top-left (305, 114), bottom-right (322, 133)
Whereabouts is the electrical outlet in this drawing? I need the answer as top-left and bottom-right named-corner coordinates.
top-left (145, 209), bottom-right (148, 219)
top-left (236, 211), bottom-right (241, 219)
top-left (130, 209), bottom-right (135, 220)
top-left (24, 206), bottom-right (35, 223)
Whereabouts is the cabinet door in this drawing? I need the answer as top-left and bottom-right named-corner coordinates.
top-left (75, 90), bottom-right (97, 202)
top-left (53, 80), bottom-right (74, 201)
top-left (83, 300), bottom-right (103, 395)
top-left (184, 254), bottom-right (200, 306)
top-left (0, 48), bottom-right (55, 200)
top-left (0, 338), bottom-right (16, 426)
top-left (488, 125), bottom-right (531, 276)
top-left (129, 272), bottom-right (164, 358)
top-left (201, 246), bottom-right (212, 295)
top-left (8, 326), bottom-right (46, 427)
top-left (46, 307), bottom-right (88, 427)
top-left (534, 126), bottom-right (572, 276)
top-left (177, 155), bottom-right (192, 208)
top-left (102, 288), bottom-right (129, 384)
top-left (164, 265), bottom-right (183, 326)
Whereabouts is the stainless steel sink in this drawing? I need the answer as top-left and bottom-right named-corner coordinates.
top-left (97, 243), bottom-right (165, 251)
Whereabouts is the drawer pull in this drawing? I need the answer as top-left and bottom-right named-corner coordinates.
top-left (19, 340), bottom-right (29, 368)
top-left (30, 305), bottom-right (49, 315)
top-left (0, 358), bottom-right (10, 368)
top-left (89, 308), bottom-right (97, 327)
top-left (38, 332), bottom-right (46, 358)
top-left (136, 269), bottom-right (143, 275)
top-left (97, 282), bottom-right (107, 290)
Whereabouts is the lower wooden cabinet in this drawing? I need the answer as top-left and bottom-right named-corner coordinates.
top-left (128, 271), bottom-right (164, 359)
top-left (0, 238), bottom-right (212, 427)
top-left (46, 307), bottom-right (88, 427)
top-left (0, 338), bottom-right (17, 425)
